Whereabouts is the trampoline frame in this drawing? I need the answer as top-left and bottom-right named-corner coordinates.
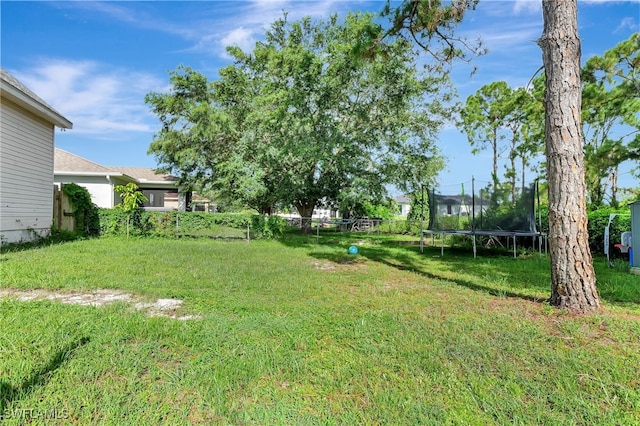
top-left (420, 179), bottom-right (546, 258)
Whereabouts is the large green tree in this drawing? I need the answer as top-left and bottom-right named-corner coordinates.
top-left (147, 13), bottom-right (449, 232)
top-left (460, 82), bottom-right (543, 206)
top-left (581, 33), bottom-right (640, 208)
top-left (459, 81), bottom-right (512, 186)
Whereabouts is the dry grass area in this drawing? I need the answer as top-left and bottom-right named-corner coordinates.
top-left (0, 288), bottom-right (200, 320)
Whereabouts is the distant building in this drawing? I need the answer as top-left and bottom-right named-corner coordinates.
top-left (394, 195), bottom-right (412, 217)
top-left (54, 148), bottom-right (185, 210)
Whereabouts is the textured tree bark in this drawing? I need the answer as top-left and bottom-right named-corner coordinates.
top-left (295, 201), bottom-right (316, 234)
top-left (538, 0), bottom-right (600, 312)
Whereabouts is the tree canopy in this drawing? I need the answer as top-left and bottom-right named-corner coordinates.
top-left (459, 81), bottom-right (544, 206)
top-left (581, 33), bottom-right (640, 208)
top-left (146, 12), bottom-right (450, 230)
top-left (459, 33), bottom-right (640, 211)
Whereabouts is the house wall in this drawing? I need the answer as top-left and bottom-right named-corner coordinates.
top-left (54, 175), bottom-right (114, 208)
top-left (398, 203), bottom-right (411, 217)
top-left (54, 175), bottom-right (130, 208)
top-left (140, 189), bottom-right (166, 208)
top-left (0, 98), bottom-right (55, 244)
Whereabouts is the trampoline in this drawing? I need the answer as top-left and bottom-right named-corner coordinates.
top-left (420, 179), bottom-right (545, 258)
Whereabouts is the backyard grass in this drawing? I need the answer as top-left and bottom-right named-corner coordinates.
top-left (1, 234), bottom-right (639, 424)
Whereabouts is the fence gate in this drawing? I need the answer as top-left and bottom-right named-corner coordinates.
top-left (53, 185), bottom-right (76, 232)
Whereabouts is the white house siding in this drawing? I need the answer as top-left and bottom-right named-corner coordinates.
top-left (0, 98), bottom-right (55, 243)
top-left (54, 175), bottom-right (128, 208)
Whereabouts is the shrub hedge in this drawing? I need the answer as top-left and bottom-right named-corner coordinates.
top-left (98, 210), bottom-right (287, 239)
top-left (536, 206), bottom-right (631, 254)
top-left (587, 208), bottom-right (631, 254)
top-left (96, 207), bottom-right (632, 250)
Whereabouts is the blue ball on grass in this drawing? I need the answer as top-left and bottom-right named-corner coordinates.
top-left (348, 245), bottom-right (359, 255)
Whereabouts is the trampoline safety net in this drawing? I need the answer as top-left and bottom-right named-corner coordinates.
top-left (427, 181), bottom-right (539, 233)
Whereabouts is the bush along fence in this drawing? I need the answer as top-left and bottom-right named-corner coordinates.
top-left (97, 211), bottom-right (425, 240)
top-left (59, 183), bottom-right (100, 237)
top-left (97, 208), bottom-right (631, 253)
top-left (98, 210), bottom-right (288, 240)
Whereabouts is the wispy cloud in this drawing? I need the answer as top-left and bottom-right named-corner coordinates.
top-left (220, 27), bottom-right (256, 53)
top-left (58, 0), bottom-right (368, 59)
top-left (189, 0), bottom-right (366, 57)
top-left (451, 8), bottom-right (544, 95)
top-left (461, 17), bottom-right (542, 63)
top-left (59, 1), bottom-right (195, 39)
top-left (615, 16), bottom-right (639, 32)
top-left (11, 59), bottom-right (166, 137)
top-left (512, 0), bottom-right (541, 15)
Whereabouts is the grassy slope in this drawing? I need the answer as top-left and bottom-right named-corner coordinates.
top-left (1, 236), bottom-right (639, 424)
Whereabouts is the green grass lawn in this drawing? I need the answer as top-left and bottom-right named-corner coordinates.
top-left (1, 235), bottom-right (639, 424)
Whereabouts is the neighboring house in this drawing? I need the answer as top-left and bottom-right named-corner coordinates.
top-left (395, 195), bottom-right (412, 217)
top-left (106, 166), bottom-right (178, 210)
top-left (54, 148), bottom-right (181, 210)
top-left (0, 68), bottom-right (73, 244)
top-left (395, 193), bottom-right (490, 219)
top-left (277, 207), bottom-right (339, 222)
top-left (54, 148), bottom-right (135, 208)
top-left (433, 194), bottom-right (474, 217)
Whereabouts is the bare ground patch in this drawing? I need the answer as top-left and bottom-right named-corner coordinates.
top-left (309, 257), bottom-right (367, 272)
top-left (0, 288), bottom-right (200, 320)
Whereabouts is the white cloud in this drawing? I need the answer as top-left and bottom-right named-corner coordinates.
top-left (615, 16), bottom-right (639, 32)
top-left (60, 0), bottom-right (363, 60)
top-left (220, 27), bottom-right (257, 53)
top-left (463, 18), bottom-right (542, 54)
top-left (192, 0), bottom-right (358, 58)
top-left (513, 0), bottom-right (541, 14)
top-left (12, 59), bottom-right (165, 137)
top-left (582, 0), bottom-right (640, 3)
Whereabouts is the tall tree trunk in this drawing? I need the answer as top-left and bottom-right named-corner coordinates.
top-left (538, 0), bottom-right (600, 312)
top-left (492, 129), bottom-right (499, 185)
top-left (295, 201), bottom-right (316, 234)
top-left (521, 157), bottom-right (526, 195)
top-left (610, 169), bottom-right (618, 208)
top-left (510, 147), bottom-right (517, 207)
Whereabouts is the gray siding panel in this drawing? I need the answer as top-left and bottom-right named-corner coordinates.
top-left (0, 98), bottom-right (55, 243)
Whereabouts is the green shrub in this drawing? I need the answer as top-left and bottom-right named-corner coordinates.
top-left (97, 210), bottom-right (287, 240)
top-left (61, 183), bottom-right (100, 237)
top-left (250, 215), bottom-right (286, 239)
top-left (377, 219), bottom-right (424, 236)
top-left (536, 206), bottom-right (631, 254)
top-left (98, 209), bottom-right (129, 236)
top-left (587, 208), bottom-right (631, 254)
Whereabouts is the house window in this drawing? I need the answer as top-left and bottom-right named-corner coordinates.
top-left (447, 204), bottom-right (452, 215)
top-left (149, 193), bottom-right (155, 204)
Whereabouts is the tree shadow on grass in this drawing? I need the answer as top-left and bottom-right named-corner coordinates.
top-left (0, 337), bottom-right (90, 412)
top-left (0, 233), bottom-right (84, 255)
top-left (311, 244), bottom-right (547, 303)
top-left (282, 232), bottom-right (639, 306)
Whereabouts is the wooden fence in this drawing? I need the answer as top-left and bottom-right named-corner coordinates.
top-left (53, 185), bottom-right (76, 232)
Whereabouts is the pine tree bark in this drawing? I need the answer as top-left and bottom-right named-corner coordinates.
top-left (538, 0), bottom-right (600, 312)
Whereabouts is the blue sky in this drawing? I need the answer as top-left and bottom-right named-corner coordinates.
top-left (2, 0), bottom-right (639, 196)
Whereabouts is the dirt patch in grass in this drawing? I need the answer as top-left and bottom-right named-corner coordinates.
top-left (0, 288), bottom-right (200, 320)
top-left (310, 257), bottom-right (366, 272)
